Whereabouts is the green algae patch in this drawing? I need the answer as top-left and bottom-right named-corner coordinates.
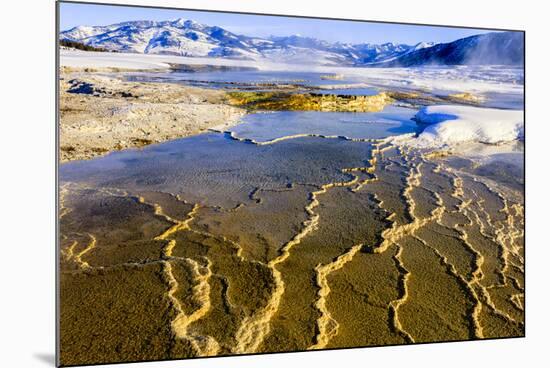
top-left (385, 90), bottom-right (485, 107)
top-left (227, 91), bottom-right (393, 112)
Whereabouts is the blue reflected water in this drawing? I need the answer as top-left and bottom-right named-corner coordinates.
top-left (229, 105), bottom-right (418, 142)
top-left (126, 70), bottom-right (363, 88)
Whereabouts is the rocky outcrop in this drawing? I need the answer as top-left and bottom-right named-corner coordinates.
top-left (59, 73), bottom-right (246, 162)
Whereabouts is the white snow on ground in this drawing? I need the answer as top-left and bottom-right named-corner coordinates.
top-left (321, 65), bottom-right (524, 95)
top-left (412, 105), bottom-right (524, 147)
top-left (60, 50), bottom-right (523, 97)
top-left (61, 49), bottom-right (172, 69)
top-left (60, 49), bottom-right (266, 70)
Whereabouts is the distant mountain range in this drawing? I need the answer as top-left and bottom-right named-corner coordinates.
top-left (374, 31), bottom-right (524, 67)
top-left (60, 19), bottom-right (524, 67)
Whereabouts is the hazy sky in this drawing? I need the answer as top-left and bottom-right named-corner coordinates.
top-left (59, 2), bottom-right (497, 45)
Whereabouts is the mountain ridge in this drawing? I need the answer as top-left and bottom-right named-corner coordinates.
top-left (60, 19), bottom-right (523, 67)
top-left (60, 18), bottom-right (432, 65)
top-left (372, 32), bottom-right (524, 67)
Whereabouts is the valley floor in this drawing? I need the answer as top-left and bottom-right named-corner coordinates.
top-left (58, 50), bottom-right (524, 366)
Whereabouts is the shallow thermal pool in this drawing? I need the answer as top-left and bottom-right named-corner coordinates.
top-left (125, 70), bottom-right (363, 88)
top-left (227, 105), bottom-right (419, 142)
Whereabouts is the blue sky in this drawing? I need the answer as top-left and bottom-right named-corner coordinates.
top-left (60, 2), bottom-right (496, 45)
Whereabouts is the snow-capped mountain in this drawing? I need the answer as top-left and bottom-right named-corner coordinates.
top-left (374, 32), bottom-right (524, 67)
top-left (60, 19), bottom-right (430, 65)
top-left (61, 19), bottom-right (262, 59)
top-left (62, 20), bottom-right (523, 67)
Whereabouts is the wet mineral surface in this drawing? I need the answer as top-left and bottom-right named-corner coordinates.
top-left (59, 123), bottom-right (524, 365)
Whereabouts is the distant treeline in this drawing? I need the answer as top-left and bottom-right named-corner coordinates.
top-left (59, 39), bottom-right (113, 52)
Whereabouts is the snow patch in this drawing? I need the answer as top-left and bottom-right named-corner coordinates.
top-left (412, 105), bottom-right (523, 147)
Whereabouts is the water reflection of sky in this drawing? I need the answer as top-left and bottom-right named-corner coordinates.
top-left (229, 105), bottom-right (418, 142)
top-left (126, 70), bottom-right (362, 87)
